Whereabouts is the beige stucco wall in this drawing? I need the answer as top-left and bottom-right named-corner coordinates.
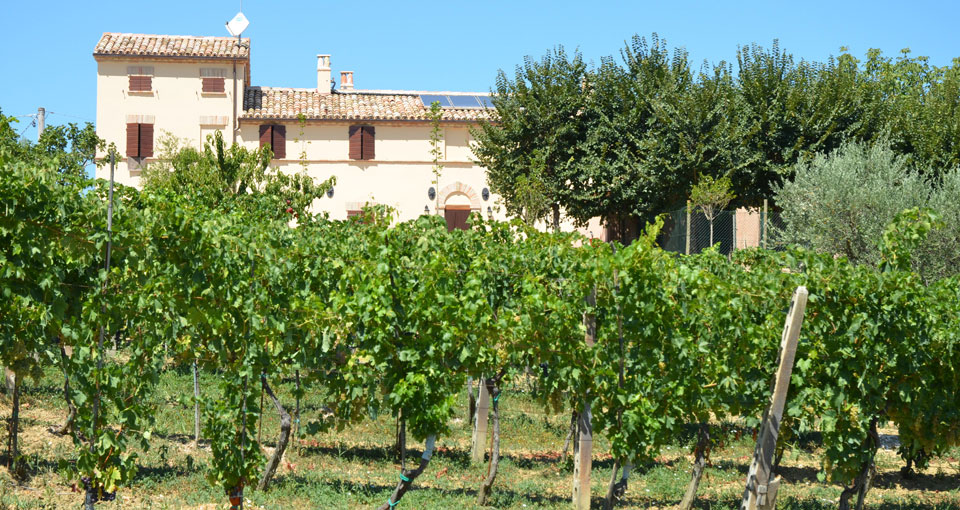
top-left (734, 207), bottom-right (763, 249)
top-left (236, 121), bottom-right (502, 222)
top-left (93, 54), bottom-right (595, 233)
top-left (95, 57), bottom-right (246, 187)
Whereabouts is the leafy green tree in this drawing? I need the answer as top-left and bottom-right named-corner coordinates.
top-left (689, 174), bottom-right (736, 247)
top-left (142, 130), bottom-right (332, 218)
top-left (563, 35), bottom-right (692, 241)
top-left (773, 141), bottom-right (960, 281)
top-left (473, 46), bottom-right (590, 230)
top-left (0, 108), bottom-right (105, 179)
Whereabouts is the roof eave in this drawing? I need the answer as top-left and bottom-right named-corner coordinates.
top-left (93, 53), bottom-right (250, 62)
top-left (238, 116), bottom-right (488, 124)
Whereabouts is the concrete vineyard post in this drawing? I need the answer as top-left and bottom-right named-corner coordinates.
top-left (741, 286), bottom-right (808, 510)
top-left (573, 288), bottom-right (597, 510)
top-left (471, 379), bottom-right (491, 464)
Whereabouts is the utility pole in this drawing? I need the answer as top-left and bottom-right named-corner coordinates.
top-left (37, 107), bottom-right (45, 138)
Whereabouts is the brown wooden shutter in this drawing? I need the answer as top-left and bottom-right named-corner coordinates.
top-left (272, 125), bottom-right (286, 159)
top-left (126, 123), bottom-right (140, 157)
top-left (139, 124), bottom-right (154, 158)
top-left (128, 76), bottom-right (152, 92)
top-left (348, 126), bottom-right (362, 160)
top-left (259, 125), bottom-right (272, 151)
top-left (361, 126), bottom-right (375, 160)
top-left (202, 77), bottom-right (225, 93)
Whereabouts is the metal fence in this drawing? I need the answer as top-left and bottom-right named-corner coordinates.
top-left (657, 205), bottom-right (784, 255)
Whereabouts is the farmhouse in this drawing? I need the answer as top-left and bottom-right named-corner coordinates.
top-left (92, 33), bottom-right (510, 229)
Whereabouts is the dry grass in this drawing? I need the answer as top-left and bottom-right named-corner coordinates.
top-left (0, 368), bottom-right (958, 509)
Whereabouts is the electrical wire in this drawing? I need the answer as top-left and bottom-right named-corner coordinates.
top-left (47, 111), bottom-right (95, 122)
top-left (18, 119), bottom-right (36, 138)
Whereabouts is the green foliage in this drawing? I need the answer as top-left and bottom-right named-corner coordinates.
top-left (0, 108), bottom-right (105, 179)
top-left (6, 138), bottom-right (960, 506)
top-left (690, 175), bottom-right (736, 221)
top-left (472, 46), bottom-right (589, 229)
top-left (141, 130), bottom-right (333, 219)
top-left (475, 37), bottom-right (960, 231)
top-left (774, 141), bottom-right (960, 281)
top-left (428, 101), bottom-right (444, 212)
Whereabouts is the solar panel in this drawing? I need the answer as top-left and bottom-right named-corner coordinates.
top-left (420, 94), bottom-right (451, 107)
top-left (450, 95), bottom-right (481, 108)
top-left (477, 96), bottom-right (494, 108)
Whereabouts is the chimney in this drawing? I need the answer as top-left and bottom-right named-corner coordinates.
top-left (317, 54), bottom-right (331, 93)
top-left (340, 71), bottom-right (354, 91)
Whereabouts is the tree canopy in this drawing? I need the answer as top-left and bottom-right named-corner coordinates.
top-left (473, 35), bottom-right (960, 239)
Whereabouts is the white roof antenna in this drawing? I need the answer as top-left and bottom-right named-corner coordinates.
top-left (225, 11), bottom-right (250, 44)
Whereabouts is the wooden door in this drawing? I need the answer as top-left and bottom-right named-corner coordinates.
top-left (444, 206), bottom-right (471, 231)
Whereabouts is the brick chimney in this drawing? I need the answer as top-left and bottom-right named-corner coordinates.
top-left (317, 54), bottom-right (331, 93)
top-left (340, 71), bottom-right (354, 91)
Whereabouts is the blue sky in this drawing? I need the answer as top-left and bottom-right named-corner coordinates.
top-left (2, 0), bottom-right (958, 142)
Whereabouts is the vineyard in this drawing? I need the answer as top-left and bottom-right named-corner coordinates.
top-left (2, 152), bottom-right (960, 510)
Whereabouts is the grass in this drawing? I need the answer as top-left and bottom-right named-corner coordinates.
top-left (1, 366), bottom-right (960, 509)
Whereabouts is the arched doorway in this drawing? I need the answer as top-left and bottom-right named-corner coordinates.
top-left (438, 182), bottom-right (482, 231)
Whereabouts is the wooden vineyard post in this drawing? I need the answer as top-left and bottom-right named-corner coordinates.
top-left (573, 288), bottom-right (597, 510)
top-left (467, 376), bottom-right (477, 425)
top-left (471, 379), bottom-right (491, 464)
top-left (741, 286), bottom-right (808, 510)
top-left (193, 361), bottom-right (201, 447)
top-left (3, 367), bottom-right (14, 395)
top-left (685, 200), bottom-right (692, 255)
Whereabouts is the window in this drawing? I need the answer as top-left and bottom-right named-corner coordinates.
top-left (126, 123), bottom-right (154, 159)
top-left (127, 66), bottom-right (154, 93)
top-left (200, 68), bottom-right (226, 94)
top-left (348, 126), bottom-right (375, 160)
top-left (259, 125), bottom-right (286, 159)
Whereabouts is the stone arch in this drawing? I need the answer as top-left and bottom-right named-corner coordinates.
top-left (437, 181), bottom-right (482, 211)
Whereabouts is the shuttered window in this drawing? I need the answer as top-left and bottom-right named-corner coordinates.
top-left (127, 66), bottom-right (154, 92)
top-left (202, 77), bottom-right (225, 93)
top-left (200, 68), bottom-right (227, 94)
top-left (348, 125), bottom-right (375, 160)
top-left (125, 123), bottom-right (154, 158)
top-left (258, 125), bottom-right (287, 159)
top-left (128, 75), bottom-right (152, 92)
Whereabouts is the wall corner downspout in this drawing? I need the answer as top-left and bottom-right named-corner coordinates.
top-left (232, 59), bottom-right (238, 145)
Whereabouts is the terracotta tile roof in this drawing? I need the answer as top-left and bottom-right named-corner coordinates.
top-left (94, 33), bottom-right (249, 59)
top-left (241, 88), bottom-right (495, 122)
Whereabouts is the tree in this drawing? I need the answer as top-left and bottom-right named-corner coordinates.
top-left (771, 141), bottom-right (954, 278)
top-left (472, 46), bottom-right (590, 231)
top-left (564, 34), bottom-right (711, 242)
top-left (689, 174), bottom-right (736, 247)
top-left (141, 130), bottom-right (332, 218)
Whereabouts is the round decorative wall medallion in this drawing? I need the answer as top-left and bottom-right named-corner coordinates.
top-left (428, 187), bottom-right (436, 200)
top-left (327, 186), bottom-right (334, 198)
top-left (482, 187), bottom-right (490, 201)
